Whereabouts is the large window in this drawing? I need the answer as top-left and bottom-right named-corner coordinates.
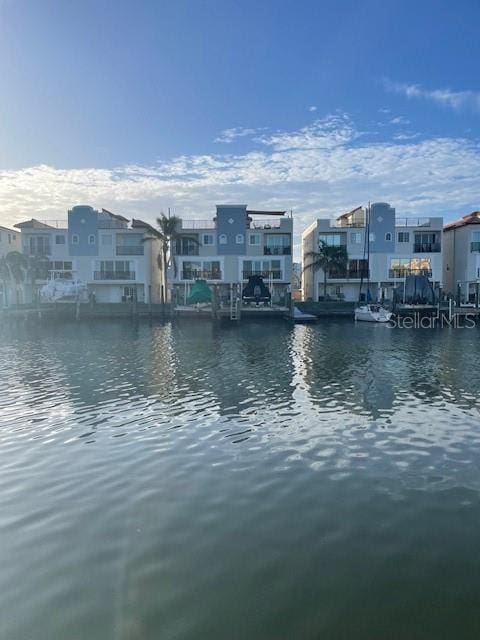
top-left (243, 259), bottom-right (282, 279)
top-left (264, 234), bottom-right (291, 255)
top-left (28, 235), bottom-right (51, 256)
top-left (95, 260), bottom-right (134, 280)
top-left (318, 234), bottom-right (342, 247)
top-left (116, 233), bottom-right (144, 255)
top-left (414, 233), bottom-right (440, 252)
top-left (398, 231), bottom-right (410, 243)
top-left (389, 258), bottom-right (432, 278)
top-left (182, 260), bottom-right (221, 280)
top-left (175, 236), bottom-right (199, 255)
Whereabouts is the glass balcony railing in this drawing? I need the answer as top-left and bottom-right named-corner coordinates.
top-left (116, 246), bottom-right (144, 255)
top-left (181, 270), bottom-right (222, 280)
top-left (263, 246), bottom-right (291, 255)
top-left (413, 243), bottom-right (441, 253)
top-left (93, 271), bottom-right (135, 280)
top-left (388, 269), bottom-right (432, 278)
top-left (242, 270), bottom-right (282, 280)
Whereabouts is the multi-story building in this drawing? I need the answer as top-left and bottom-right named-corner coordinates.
top-left (302, 202), bottom-right (443, 302)
top-left (0, 225), bottom-right (22, 306)
top-left (443, 211), bottom-right (480, 301)
top-left (171, 204), bottom-right (293, 305)
top-left (14, 206), bottom-right (161, 303)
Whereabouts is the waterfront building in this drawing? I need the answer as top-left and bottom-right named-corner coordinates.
top-left (170, 205), bottom-right (293, 305)
top-left (14, 206), bottom-right (161, 303)
top-left (0, 225), bottom-right (22, 305)
top-left (302, 203), bottom-right (443, 302)
top-left (443, 211), bottom-right (480, 301)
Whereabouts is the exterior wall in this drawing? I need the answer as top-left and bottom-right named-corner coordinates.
top-left (216, 205), bottom-right (247, 256)
top-left (68, 206), bottom-right (99, 257)
top-left (0, 226), bottom-right (21, 257)
top-left (368, 202), bottom-right (396, 254)
top-left (443, 224), bottom-right (480, 295)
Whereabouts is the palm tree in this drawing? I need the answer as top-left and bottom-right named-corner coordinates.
top-left (304, 241), bottom-right (348, 299)
top-left (143, 212), bottom-right (199, 303)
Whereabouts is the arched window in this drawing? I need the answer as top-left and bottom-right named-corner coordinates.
top-left (88, 234), bottom-right (96, 245)
top-left (219, 234), bottom-right (227, 245)
top-left (72, 234), bottom-right (79, 245)
top-left (236, 233), bottom-right (244, 244)
top-left (385, 232), bottom-right (392, 242)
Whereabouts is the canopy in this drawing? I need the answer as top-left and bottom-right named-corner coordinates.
top-left (187, 279), bottom-right (212, 304)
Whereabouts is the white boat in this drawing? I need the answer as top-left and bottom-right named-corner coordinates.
top-left (354, 304), bottom-right (392, 323)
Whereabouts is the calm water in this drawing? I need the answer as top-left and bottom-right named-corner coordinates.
top-left (1, 319), bottom-right (480, 639)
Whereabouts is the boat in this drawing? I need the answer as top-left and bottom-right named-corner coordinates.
top-left (293, 306), bottom-right (317, 323)
top-left (354, 304), bottom-right (392, 323)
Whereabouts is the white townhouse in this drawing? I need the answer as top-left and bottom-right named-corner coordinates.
top-left (170, 204), bottom-right (293, 305)
top-left (14, 206), bottom-right (161, 303)
top-left (302, 203), bottom-right (443, 302)
top-left (443, 210), bottom-right (480, 302)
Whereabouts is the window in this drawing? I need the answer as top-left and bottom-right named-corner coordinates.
top-left (101, 234), bottom-right (112, 246)
top-left (264, 234), bottom-right (291, 255)
top-left (72, 234), bottom-right (79, 245)
top-left (203, 234), bottom-right (214, 245)
top-left (350, 232), bottom-right (362, 244)
top-left (385, 232), bottom-right (392, 241)
top-left (389, 258), bottom-right (432, 278)
top-left (175, 236), bottom-right (199, 255)
top-left (414, 233), bottom-right (439, 252)
top-left (8, 234), bottom-right (11, 244)
top-left (398, 232), bottom-right (410, 243)
top-left (55, 235), bottom-right (66, 245)
top-left (243, 259), bottom-right (282, 279)
top-left (236, 234), bottom-right (244, 244)
top-left (249, 234), bottom-right (261, 246)
top-left (369, 233), bottom-right (376, 242)
top-left (318, 234), bottom-right (342, 247)
top-left (29, 235), bottom-right (51, 256)
top-left (88, 234), bottom-right (96, 245)
top-left (219, 234), bottom-right (227, 245)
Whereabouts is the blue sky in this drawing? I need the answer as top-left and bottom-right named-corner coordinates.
top-left (1, 0), bottom-right (480, 253)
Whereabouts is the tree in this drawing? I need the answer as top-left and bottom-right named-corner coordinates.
top-left (303, 241), bottom-right (348, 299)
top-left (143, 213), bottom-right (199, 303)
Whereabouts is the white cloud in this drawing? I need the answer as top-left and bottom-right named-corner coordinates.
top-left (389, 116), bottom-right (410, 125)
top-left (385, 79), bottom-right (480, 112)
top-left (1, 114), bottom-right (480, 258)
top-left (308, 106), bottom-right (317, 112)
top-left (214, 127), bottom-right (261, 143)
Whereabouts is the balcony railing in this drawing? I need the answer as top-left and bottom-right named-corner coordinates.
top-left (389, 269), bottom-right (432, 279)
top-left (242, 270), bottom-right (282, 280)
top-left (97, 221), bottom-right (128, 229)
top-left (413, 243), bottom-right (441, 253)
top-left (328, 269), bottom-right (369, 279)
top-left (471, 242), bottom-right (480, 252)
top-left (181, 270), bottom-right (222, 280)
top-left (264, 246), bottom-right (291, 255)
top-left (249, 219), bottom-right (282, 229)
top-left (181, 220), bottom-right (216, 229)
top-left (93, 271), bottom-right (136, 281)
top-left (116, 246), bottom-right (144, 255)
top-left (395, 217), bottom-right (431, 227)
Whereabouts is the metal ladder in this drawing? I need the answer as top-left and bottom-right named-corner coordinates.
top-left (230, 284), bottom-right (238, 320)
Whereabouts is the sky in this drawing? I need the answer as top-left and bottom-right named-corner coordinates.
top-left (1, 0), bottom-right (480, 256)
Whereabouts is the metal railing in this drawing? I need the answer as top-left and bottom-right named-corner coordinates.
top-left (242, 270), bottom-right (282, 280)
top-left (116, 246), bottom-right (144, 255)
top-left (388, 269), bottom-right (432, 278)
top-left (263, 246), bottom-right (291, 255)
top-left (93, 271), bottom-right (136, 281)
top-left (181, 270), bottom-right (222, 280)
top-left (395, 217), bottom-right (431, 227)
top-left (97, 221), bottom-right (128, 229)
top-left (471, 242), bottom-right (480, 252)
top-left (413, 243), bottom-right (441, 253)
top-left (250, 219), bottom-right (282, 229)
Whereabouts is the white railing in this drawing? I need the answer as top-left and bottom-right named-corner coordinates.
top-left (250, 219), bottom-right (282, 229)
top-left (181, 219), bottom-right (216, 229)
top-left (395, 217), bottom-right (431, 227)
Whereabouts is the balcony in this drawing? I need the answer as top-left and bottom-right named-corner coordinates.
top-left (249, 219), bottom-right (282, 229)
top-left (389, 269), bottom-right (432, 279)
top-left (181, 269), bottom-right (222, 280)
top-left (243, 270), bottom-right (282, 280)
top-left (413, 243), bottom-right (441, 253)
top-left (263, 246), bottom-right (291, 255)
top-left (471, 242), bottom-right (480, 252)
top-left (93, 271), bottom-right (135, 281)
top-left (181, 219), bottom-right (216, 230)
top-left (97, 220), bottom-right (128, 229)
top-left (328, 269), bottom-right (369, 279)
top-left (395, 217), bottom-right (431, 227)
top-left (116, 246), bottom-right (144, 255)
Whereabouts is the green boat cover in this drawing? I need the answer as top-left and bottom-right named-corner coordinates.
top-left (187, 279), bottom-right (212, 304)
